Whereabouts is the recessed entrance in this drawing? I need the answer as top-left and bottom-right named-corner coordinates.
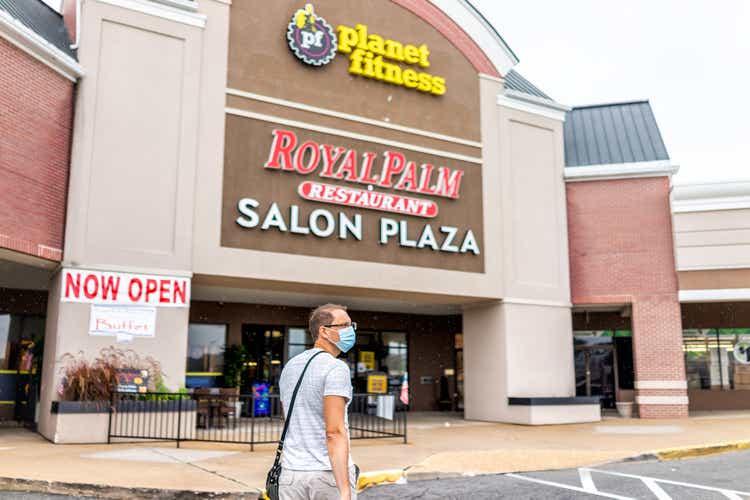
top-left (573, 309), bottom-right (635, 411)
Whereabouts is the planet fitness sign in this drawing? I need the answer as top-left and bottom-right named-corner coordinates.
top-left (233, 128), bottom-right (480, 256)
top-left (286, 3), bottom-right (446, 95)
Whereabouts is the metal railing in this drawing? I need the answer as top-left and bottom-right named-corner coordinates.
top-left (108, 391), bottom-right (406, 449)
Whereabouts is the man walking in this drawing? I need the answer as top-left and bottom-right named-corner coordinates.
top-left (278, 304), bottom-right (358, 500)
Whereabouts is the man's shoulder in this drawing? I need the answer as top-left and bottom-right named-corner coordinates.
top-left (285, 349), bottom-right (342, 372)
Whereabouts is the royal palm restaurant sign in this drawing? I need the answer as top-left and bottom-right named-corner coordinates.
top-left (222, 4), bottom-right (484, 272)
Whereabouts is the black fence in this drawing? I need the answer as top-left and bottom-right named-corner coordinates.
top-left (108, 391), bottom-right (406, 450)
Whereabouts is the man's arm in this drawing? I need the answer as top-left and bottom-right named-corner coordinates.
top-left (324, 395), bottom-right (351, 500)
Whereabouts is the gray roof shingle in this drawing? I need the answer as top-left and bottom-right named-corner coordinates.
top-left (504, 70), bottom-right (552, 100)
top-left (564, 101), bottom-right (670, 167)
top-left (0, 0), bottom-right (75, 59)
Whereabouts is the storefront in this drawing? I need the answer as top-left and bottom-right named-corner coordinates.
top-left (3, 0), bottom-right (749, 441)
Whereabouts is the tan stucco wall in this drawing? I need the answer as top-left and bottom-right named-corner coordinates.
top-left (497, 106), bottom-right (571, 305)
top-left (39, 0), bottom-right (209, 440)
top-left (673, 208), bottom-right (750, 272)
top-left (39, 273), bottom-right (190, 441)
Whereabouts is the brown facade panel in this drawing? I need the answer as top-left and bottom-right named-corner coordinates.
top-left (222, 115), bottom-right (484, 271)
top-left (678, 269), bottom-right (750, 291)
top-left (224, 94), bottom-right (482, 159)
top-left (681, 302), bottom-right (750, 329)
top-left (227, 0), bottom-right (481, 142)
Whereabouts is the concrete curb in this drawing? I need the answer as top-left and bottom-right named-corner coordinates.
top-left (360, 440), bottom-right (750, 490)
top-left (0, 476), bottom-right (262, 500)
top-left (648, 440), bottom-right (750, 462)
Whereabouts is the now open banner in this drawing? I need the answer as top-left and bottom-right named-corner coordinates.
top-left (60, 269), bottom-right (190, 308)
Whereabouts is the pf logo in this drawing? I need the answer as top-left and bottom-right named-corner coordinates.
top-left (286, 4), bottom-right (337, 66)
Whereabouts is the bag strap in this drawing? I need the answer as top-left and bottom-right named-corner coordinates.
top-left (273, 350), bottom-right (326, 464)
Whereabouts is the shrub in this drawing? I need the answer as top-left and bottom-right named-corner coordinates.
top-left (57, 347), bottom-right (162, 402)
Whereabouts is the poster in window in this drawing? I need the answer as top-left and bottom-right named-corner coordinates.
top-left (367, 374), bottom-right (388, 394)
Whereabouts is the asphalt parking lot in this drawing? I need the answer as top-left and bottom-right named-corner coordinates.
top-left (361, 449), bottom-right (750, 499)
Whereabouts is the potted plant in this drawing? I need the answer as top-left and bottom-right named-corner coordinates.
top-left (222, 345), bottom-right (248, 415)
top-left (50, 347), bottom-right (195, 443)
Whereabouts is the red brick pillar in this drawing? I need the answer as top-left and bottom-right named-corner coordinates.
top-left (632, 295), bottom-right (688, 418)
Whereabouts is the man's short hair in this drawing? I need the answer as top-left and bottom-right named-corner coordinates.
top-left (309, 303), bottom-right (347, 341)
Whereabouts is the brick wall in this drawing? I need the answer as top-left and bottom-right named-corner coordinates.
top-left (0, 37), bottom-right (75, 262)
top-left (567, 177), bottom-right (687, 418)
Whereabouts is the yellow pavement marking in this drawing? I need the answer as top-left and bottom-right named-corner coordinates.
top-left (357, 469), bottom-right (405, 491)
top-left (655, 440), bottom-right (750, 461)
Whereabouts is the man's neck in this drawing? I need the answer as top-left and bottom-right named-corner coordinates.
top-left (314, 339), bottom-right (339, 357)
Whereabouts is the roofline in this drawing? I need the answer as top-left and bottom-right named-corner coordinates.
top-left (461, 0), bottom-right (520, 64)
top-left (0, 7), bottom-right (83, 81)
top-left (672, 179), bottom-right (750, 214)
top-left (564, 160), bottom-right (679, 182)
top-left (570, 99), bottom-right (650, 110)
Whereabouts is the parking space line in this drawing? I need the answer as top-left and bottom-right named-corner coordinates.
top-left (642, 478), bottom-right (672, 500)
top-left (723, 492), bottom-right (745, 500)
top-left (579, 468), bottom-right (599, 493)
top-left (583, 468), bottom-right (750, 498)
top-left (505, 473), bottom-right (635, 499)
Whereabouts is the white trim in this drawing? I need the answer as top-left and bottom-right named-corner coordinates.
top-left (226, 88), bottom-right (482, 149)
top-left (225, 107), bottom-right (484, 165)
top-left (672, 180), bottom-right (750, 213)
top-left (635, 381), bottom-right (687, 390)
top-left (678, 263), bottom-right (750, 272)
top-left (70, 0), bottom-right (81, 49)
top-left (428, 0), bottom-right (518, 76)
top-left (504, 89), bottom-right (571, 112)
top-left (0, 9), bottom-right (83, 82)
top-left (679, 288), bottom-right (750, 302)
top-left (95, 0), bottom-right (206, 28)
top-left (672, 197), bottom-right (750, 213)
top-left (635, 396), bottom-right (688, 405)
top-left (151, 0), bottom-right (199, 12)
top-left (497, 93), bottom-right (567, 122)
top-left (479, 73), bottom-right (504, 85)
top-left (502, 297), bottom-right (572, 308)
top-left (564, 160), bottom-right (679, 182)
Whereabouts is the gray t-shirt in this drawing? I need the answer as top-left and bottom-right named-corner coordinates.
top-left (279, 348), bottom-right (354, 470)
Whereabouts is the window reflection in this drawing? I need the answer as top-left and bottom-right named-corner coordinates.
top-left (683, 328), bottom-right (750, 390)
top-left (186, 324), bottom-right (227, 374)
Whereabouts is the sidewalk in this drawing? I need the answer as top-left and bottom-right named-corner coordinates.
top-left (1, 411), bottom-right (749, 498)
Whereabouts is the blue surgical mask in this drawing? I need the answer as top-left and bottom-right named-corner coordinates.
top-left (334, 326), bottom-right (356, 353)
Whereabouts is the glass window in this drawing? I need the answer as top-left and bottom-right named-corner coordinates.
top-left (0, 315), bottom-right (44, 371)
top-left (287, 327), bottom-right (311, 360)
top-left (186, 324), bottom-right (226, 374)
top-left (683, 328), bottom-right (750, 390)
top-left (0, 315), bottom-right (11, 370)
top-left (382, 332), bottom-right (407, 377)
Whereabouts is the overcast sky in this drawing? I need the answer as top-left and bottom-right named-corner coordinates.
top-left (473, 0), bottom-right (749, 184)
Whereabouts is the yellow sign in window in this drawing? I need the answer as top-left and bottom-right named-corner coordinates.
top-left (367, 374), bottom-right (388, 394)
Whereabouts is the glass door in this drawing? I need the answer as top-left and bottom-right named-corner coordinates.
top-left (575, 345), bottom-right (615, 408)
top-left (242, 325), bottom-right (285, 394)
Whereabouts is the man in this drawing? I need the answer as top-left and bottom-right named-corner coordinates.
top-left (278, 304), bottom-right (357, 500)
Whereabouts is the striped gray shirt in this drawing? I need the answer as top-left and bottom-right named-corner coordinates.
top-left (279, 348), bottom-right (353, 470)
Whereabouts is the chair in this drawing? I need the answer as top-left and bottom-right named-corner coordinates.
top-left (219, 387), bottom-right (240, 428)
top-left (194, 388), bottom-right (212, 429)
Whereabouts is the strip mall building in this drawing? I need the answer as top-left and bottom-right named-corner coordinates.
top-left (2, 0), bottom-right (750, 441)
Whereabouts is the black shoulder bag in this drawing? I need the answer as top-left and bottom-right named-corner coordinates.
top-left (266, 350), bottom-right (325, 500)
